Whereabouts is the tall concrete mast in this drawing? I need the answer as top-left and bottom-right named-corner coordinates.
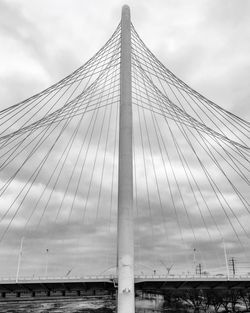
top-left (117, 4), bottom-right (135, 313)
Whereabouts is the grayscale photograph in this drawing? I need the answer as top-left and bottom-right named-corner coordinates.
top-left (0, 0), bottom-right (249, 312)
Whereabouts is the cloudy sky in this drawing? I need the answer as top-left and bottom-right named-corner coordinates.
top-left (0, 0), bottom-right (249, 278)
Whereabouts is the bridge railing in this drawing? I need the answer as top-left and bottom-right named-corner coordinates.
top-left (135, 274), bottom-right (250, 280)
top-left (0, 274), bottom-right (117, 282)
top-left (1, 273), bottom-right (250, 282)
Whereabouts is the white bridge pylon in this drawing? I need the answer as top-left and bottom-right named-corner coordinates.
top-left (117, 5), bottom-right (134, 313)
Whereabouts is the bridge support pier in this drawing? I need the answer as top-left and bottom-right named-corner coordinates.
top-left (117, 4), bottom-right (135, 313)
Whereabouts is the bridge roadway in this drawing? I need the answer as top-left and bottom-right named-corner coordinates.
top-left (0, 275), bottom-right (250, 299)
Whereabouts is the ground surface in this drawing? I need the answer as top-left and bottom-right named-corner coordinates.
top-left (0, 297), bottom-right (163, 313)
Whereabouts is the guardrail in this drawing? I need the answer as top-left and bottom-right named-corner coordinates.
top-left (136, 274), bottom-right (250, 279)
top-left (1, 274), bottom-right (250, 282)
top-left (0, 275), bottom-right (116, 282)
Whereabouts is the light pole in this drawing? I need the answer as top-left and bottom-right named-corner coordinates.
top-left (16, 237), bottom-right (24, 283)
top-left (193, 248), bottom-right (196, 275)
top-left (45, 248), bottom-right (49, 277)
top-left (160, 260), bottom-right (174, 275)
top-left (222, 239), bottom-right (230, 279)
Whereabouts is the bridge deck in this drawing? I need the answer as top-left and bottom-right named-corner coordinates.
top-left (0, 275), bottom-right (249, 299)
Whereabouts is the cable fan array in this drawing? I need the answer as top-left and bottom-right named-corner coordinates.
top-left (0, 21), bottom-right (249, 277)
top-left (0, 25), bottom-right (121, 276)
top-left (131, 24), bottom-right (250, 275)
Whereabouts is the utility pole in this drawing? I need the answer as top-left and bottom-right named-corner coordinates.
top-left (16, 237), bottom-right (24, 283)
top-left (229, 257), bottom-right (236, 276)
top-left (196, 263), bottom-right (202, 277)
top-left (117, 4), bottom-right (134, 313)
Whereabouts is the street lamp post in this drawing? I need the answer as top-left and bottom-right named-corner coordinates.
top-left (193, 248), bottom-right (196, 275)
top-left (45, 248), bottom-right (49, 277)
top-left (16, 237), bottom-right (24, 283)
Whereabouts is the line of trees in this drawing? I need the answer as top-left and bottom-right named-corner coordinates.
top-left (162, 289), bottom-right (250, 312)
